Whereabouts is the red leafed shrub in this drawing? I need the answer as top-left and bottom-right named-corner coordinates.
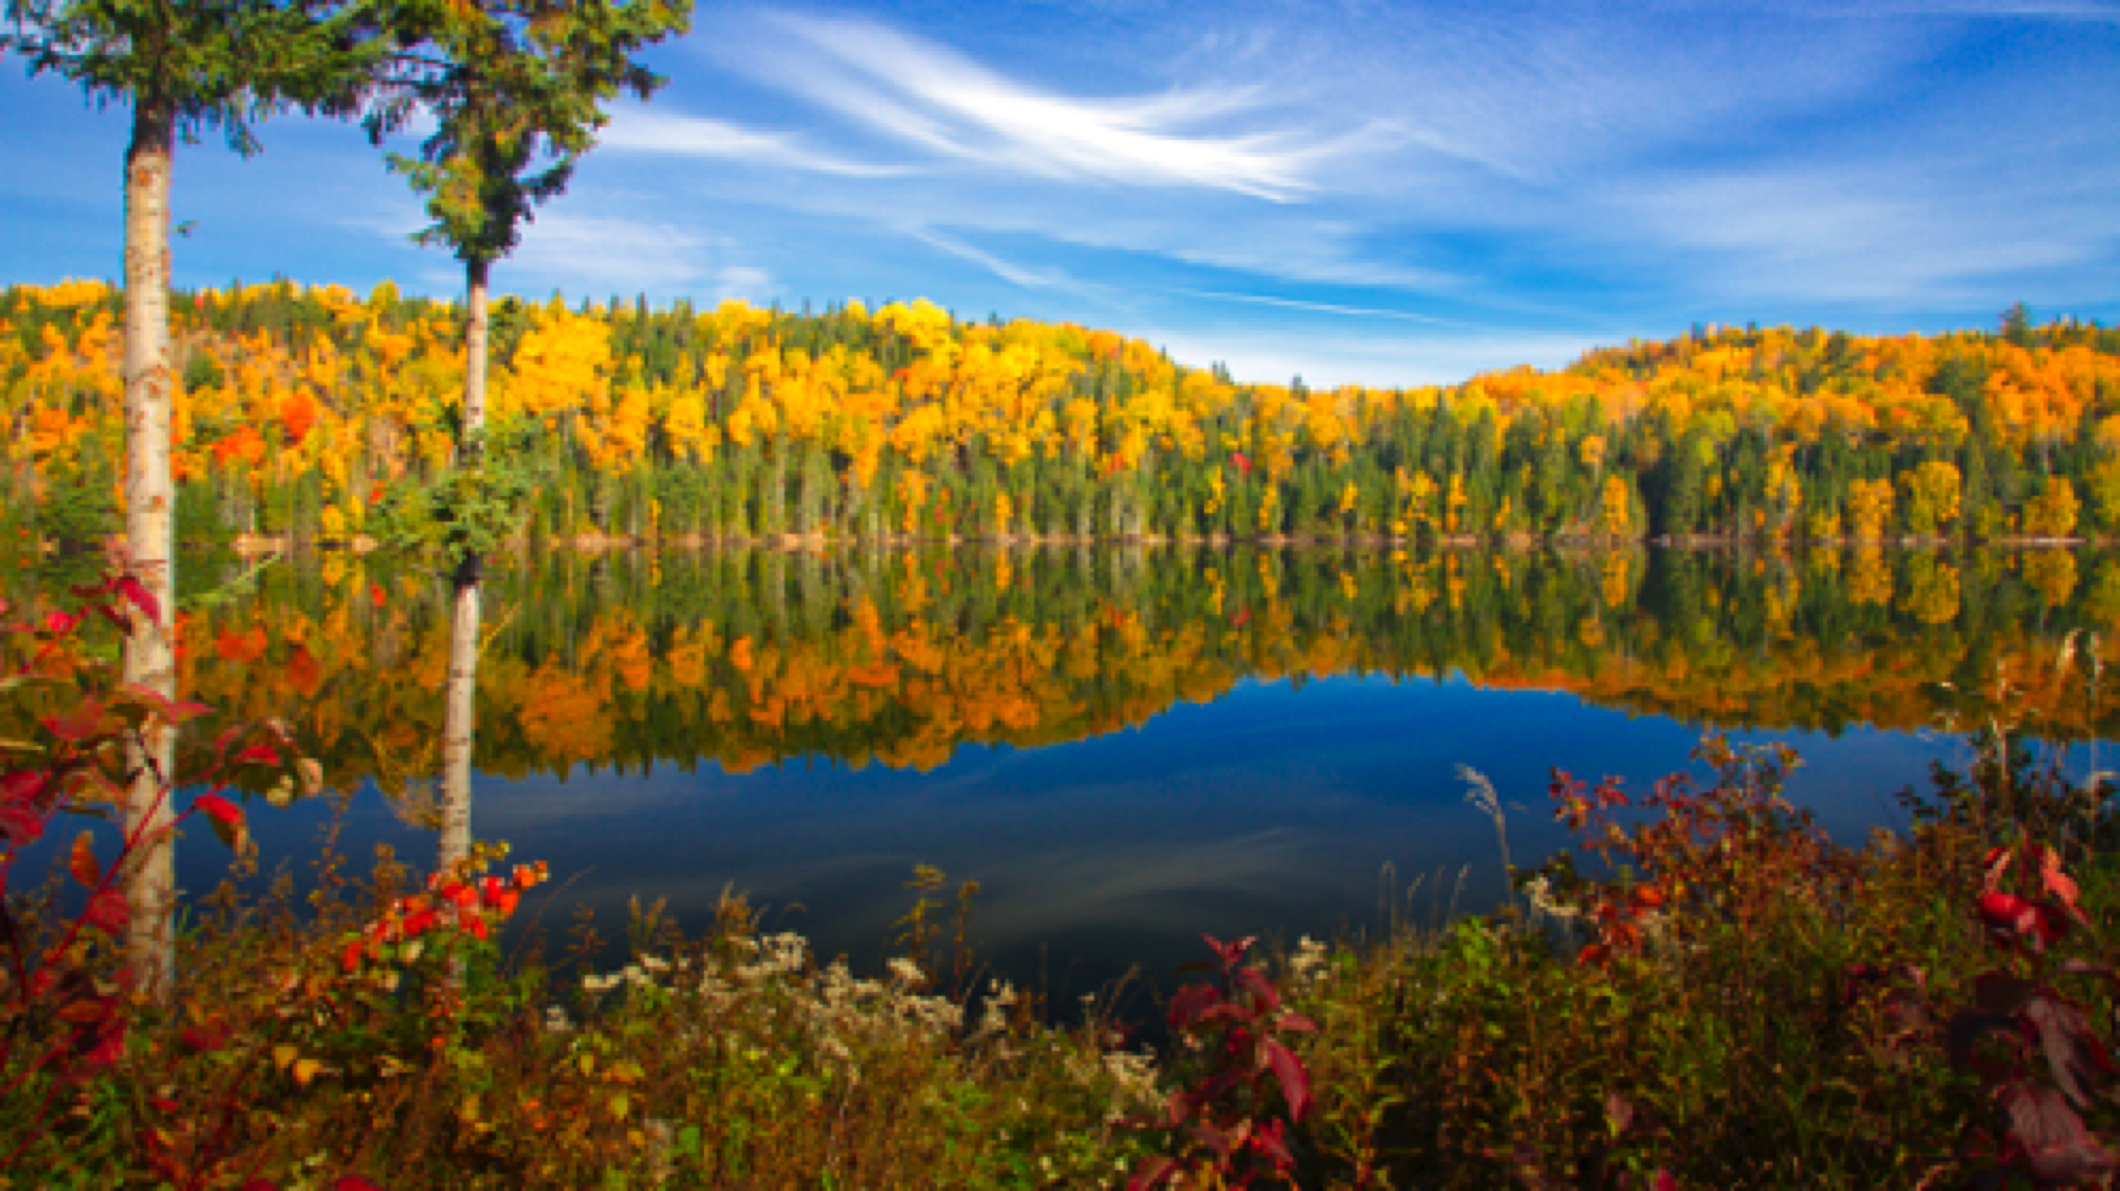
top-left (0, 570), bottom-right (320, 1180)
top-left (1129, 934), bottom-right (1317, 1188)
top-left (1942, 840), bottom-right (2120, 1185)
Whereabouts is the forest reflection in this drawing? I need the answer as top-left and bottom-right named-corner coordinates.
top-left (104, 542), bottom-right (2120, 790)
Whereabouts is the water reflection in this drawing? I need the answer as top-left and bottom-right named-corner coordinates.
top-left (152, 544), bottom-right (2120, 780)
top-left (14, 543), bottom-right (2114, 999)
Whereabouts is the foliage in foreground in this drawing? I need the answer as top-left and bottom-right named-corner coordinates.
top-left (9, 575), bottom-right (2120, 1187)
top-left (1290, 727), bottom-right (2120, 1188)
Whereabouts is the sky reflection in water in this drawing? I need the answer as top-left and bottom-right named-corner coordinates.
top-left (222, 665), bottom-right (1978, 1008)
top-left (121, 541), bottom-right (2115, 1011)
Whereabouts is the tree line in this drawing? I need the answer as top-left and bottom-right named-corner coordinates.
top-left (5, 284), bottom-right (2117, 552)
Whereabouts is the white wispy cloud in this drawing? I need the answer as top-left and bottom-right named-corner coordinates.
top-left (906, 227), bottom-right (1099, 296)
top-left (383, 210), bottom-right (779, 301)
top-left (1173, 288), bottom-right (1482, 327)
top-left (729, 11), bottom-right (1385, 201)
top-left (1617, 169), bottom-right (2104, 306)
top-left (599, 109), bottom-right (908, 177)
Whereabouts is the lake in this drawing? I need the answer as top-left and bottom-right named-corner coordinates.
top-left (18, 542), bottom-right (2119, 1011)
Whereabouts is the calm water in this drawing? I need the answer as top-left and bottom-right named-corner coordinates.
top-left (18, 543), bottom-right (2120, 1006)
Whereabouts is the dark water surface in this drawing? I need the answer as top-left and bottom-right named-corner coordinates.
top-left (23, 543), bottom-right (2120, 1006)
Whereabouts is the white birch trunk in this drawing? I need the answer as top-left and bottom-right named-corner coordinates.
top-left (121, 98), bottom-right (178, 999)
top-left (437, 257), bottom-right (489, 872)
top-left (437, 578), bottom-right (479, 870)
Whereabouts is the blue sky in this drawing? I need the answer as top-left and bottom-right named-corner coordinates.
top-left (4, 0), bottom-right (2117, 386)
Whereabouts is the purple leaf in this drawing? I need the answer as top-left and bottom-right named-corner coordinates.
top-left (2024, 995), bottom-right (2118, 1107)
top-left (1999, 1082), bottom-right (2119, 1184)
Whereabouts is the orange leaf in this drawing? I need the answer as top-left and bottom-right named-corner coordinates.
top-left (69, 831), bottom-right (98, 889)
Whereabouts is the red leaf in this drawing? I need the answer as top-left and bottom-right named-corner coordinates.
top-left (1984, 845), bottom-right (2014, 891)
top-left (1125, 1156), bottom-right (1183, 1190)
top-left (1978, 892), bottom-right (2043, 945)
top-left (75, 1016), bottom-right (127, 1070)
top-left (113, 683), bottom-right (214, 727)
top-left (82, 887), bottom-right (127, 935)
top-left (113, 576), bottom-right (161, 627)
top-left (1236, 966), bottom-right (1280, 1014)
top-left (1202, 934), bottom-right (1255, 970)
top-left (1263, 1037), bottom-right (1312, 1120)
top-left (333, 1177), bottom-right (382, 1191)
top-left (182, 1020), bottom-right (233, 1052)
top-left (193, 793), bottom-right (242, 828)
top-left (0, 800), bottom-right (45, 847)
top-left (1249, 1117), bottom-right (1294, 1169)
top-left (233, 745), bottom-right (281, 767)
top-left (41, 610), bottom-right (79, 636)
top-left (42, 701), bottom-right (108, 743)
top-left (1166, 983), bottom-right (1223, 1031)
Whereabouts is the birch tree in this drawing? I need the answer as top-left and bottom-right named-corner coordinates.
top-left (2, 0), bottom-right (378, 996)
top-left (371, 0), bottom-right (690, 866)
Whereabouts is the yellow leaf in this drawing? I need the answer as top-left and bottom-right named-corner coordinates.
top-left (273, 1044), bottom-right (298, 1071)
top-left (292, 1058), bottom-right (322, 1086)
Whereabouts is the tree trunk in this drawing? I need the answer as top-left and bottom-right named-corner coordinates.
top-left (438, 256), bottom-right (490, 872)
top-left (437, 571), bottom-right (479, 870)
top-left (121, 97), bottom-right (178, 1000)
top-left (462, 257), bottom-right (488, 455)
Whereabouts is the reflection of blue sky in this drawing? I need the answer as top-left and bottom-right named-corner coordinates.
top-left (204, 672), bottom-right (1988, 1000)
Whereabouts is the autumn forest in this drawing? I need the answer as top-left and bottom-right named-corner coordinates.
top-left (7, 279), bottom-right (2120, 552)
